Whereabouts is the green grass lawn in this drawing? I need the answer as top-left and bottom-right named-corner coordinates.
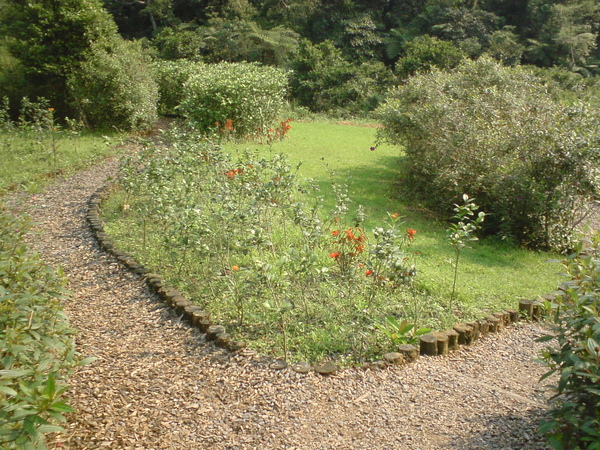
top-left (0, 128), bottom-right (124, 196)
top-left (224, 121), bottom-right (562, 310)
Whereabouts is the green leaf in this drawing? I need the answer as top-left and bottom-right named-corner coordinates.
top-left (0, 369), bottom-right (27, 378)
top-left (0, 385), bottom-right (19, 396)
top-left (37, 424), bottom-right (66, 433)
top-left (49, 401), bottom-right (76, 413)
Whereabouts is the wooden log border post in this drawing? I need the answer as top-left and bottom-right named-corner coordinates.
top-left (87, 183), bottom-right (556, 372)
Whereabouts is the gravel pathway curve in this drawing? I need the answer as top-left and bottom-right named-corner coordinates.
top-left (6, 156), bottom-right (553, 449)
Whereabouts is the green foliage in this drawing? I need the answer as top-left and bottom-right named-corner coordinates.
top-left (538, 234), bottom-right (600, 449)
top-left (0, 98), bottom-right (120, 195)
top-left (395, 35), bottom-right (466, 78)
top-left (524, 0), bottom-right (600, 73)
top-left (102, 123), bottom-right (561, 363)
top-left (446, 194), bottom-right (485, 310)
top-left (0, 0), bottom-right (120, 115)
top-left (486, 26), bottom-right (524, 66)
top-left (103, 127), bottom-right (431, 363)
top-left (152, 24), bottom-right (206, 61)
top-left (151, 60), bottom-right (200, 116)
top-left (378, 316), bottom-right (431, 346)
top-left (0, 207), bottom-right (78, 448)
top-left (289, 39), bottom-right (395, 115)
top-left (177, 61), bottom-right (288, 138)
top-left (68, 40), bottom-right (158, 131)
top-left (377, 57), bottom-right (600, 250)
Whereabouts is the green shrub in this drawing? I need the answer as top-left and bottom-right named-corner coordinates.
top-left (0, 206), bottom-right (78, 448)
top-left (177, 61), bottom-right (288, 138)
top-left (68, 39), bottom-right (158, 131)
top-left (289, 39), bottom-right (395, 115)
top-left (538, 235), bottom-right (600, 449)
top-left (152, 25), bottom-right (206, 61)
top-left (395, 35), bottom-right (466, 79)
top-left (377, 57), bottom-right (600, 250)
top-left (152, 59), bottom-right (201, 116)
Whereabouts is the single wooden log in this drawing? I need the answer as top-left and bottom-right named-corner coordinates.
top-left (197, 317), bottom-right (212, 332)
top-left (519, 299), bottom-right (536, 319)
top-left (466, 322), bottom-right (480, 342)
top-left (506, 309), bottom-right (519, 323)
top-left (206, 325), bottom-right (226, 341)
top-left (445, 329), bottom-right (459, 351)
top-left (532, 301), bottom-right (543, 320)
top-left (454, 323), bottom-right (474, 345)
top-left (432, 332), bottom-right (449, 356)
top-left (315, 362), bottom-right (338, 375)
top-left (174, 298), bottom-right (192, 314)
top-left (383, 352), bottom-right (404, 365)
top-left (398, 344), bottom-right (419, 362)
top-left (477, 319), bottom-right (490, 334)
top-left (420, 334), bottom-right (438, 356)
top-left (228, 340), bottom-right (247, 352)
top-left (190, 309), bottom-right (210, 326)
top-left (485, 315), bottom-right (499, 332)
top-left (492, 311), bottom-right (510, 328)
top-left (215, 332), bottom-right (231, 349)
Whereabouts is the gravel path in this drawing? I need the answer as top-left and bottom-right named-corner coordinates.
top-left (6, 156), bottom-right (553, 450)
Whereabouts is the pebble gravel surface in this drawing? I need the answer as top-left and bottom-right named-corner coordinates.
top-left (6, 154), bottom-right (554, 450)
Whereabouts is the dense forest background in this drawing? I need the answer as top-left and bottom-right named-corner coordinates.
top-left (1, 0), bottom-right (599, 124)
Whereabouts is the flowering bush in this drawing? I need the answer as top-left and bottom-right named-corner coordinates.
top-left (177, 62), bottom-right (289, 139)
top-left (106, 127), bottom-right (427, 363)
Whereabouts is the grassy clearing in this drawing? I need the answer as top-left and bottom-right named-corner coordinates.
top-left (224, 121), bottom-right (562, 304)
top-left (0, 128), bottom-right (124, 196)
top-left (100, 121), bottom-right (563, 365)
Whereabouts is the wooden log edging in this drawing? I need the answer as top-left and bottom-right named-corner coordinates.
top-left (86, 184), bottom-right (247, 356)
top-left (87, 183), bottom-right (555, 372)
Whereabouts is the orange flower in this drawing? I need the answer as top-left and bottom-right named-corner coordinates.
top-left (365, 269), bottom-right (373, 276)
top-left (225, 119), bottom-right (234, 131)
top-left (391, 212), bottom-right (400, 218)
top-left (345, 229), bottom-right (355, 240)
top-left (330, 252), bottom-right (341, 259)
top-left (48, 107), bottom-right (55, 112)
top-left (226, 171), bottom-right (236, 179)
top-left (332, 230), bottom-right (340, 237)
top-left (333, 217), bottom-right (339, 223)
top-left (232, 265), bottom-right (240, 271)
top-left (406, 228), bottom-right (417, 240)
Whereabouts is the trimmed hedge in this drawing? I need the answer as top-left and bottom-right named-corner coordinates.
top-left (177, 61), bottom-right (289, 139)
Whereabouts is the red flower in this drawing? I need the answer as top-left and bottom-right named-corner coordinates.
top-left (332, 230), bottom-right (340, 237)
top-left (406, 228), bottom-right (417, 240)
top-left (365, 269), bottom-right (373, 276)
top-left (330, 252), bottom-right (341, 259)
top-left (345, 229), bottom-right (355, 240)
